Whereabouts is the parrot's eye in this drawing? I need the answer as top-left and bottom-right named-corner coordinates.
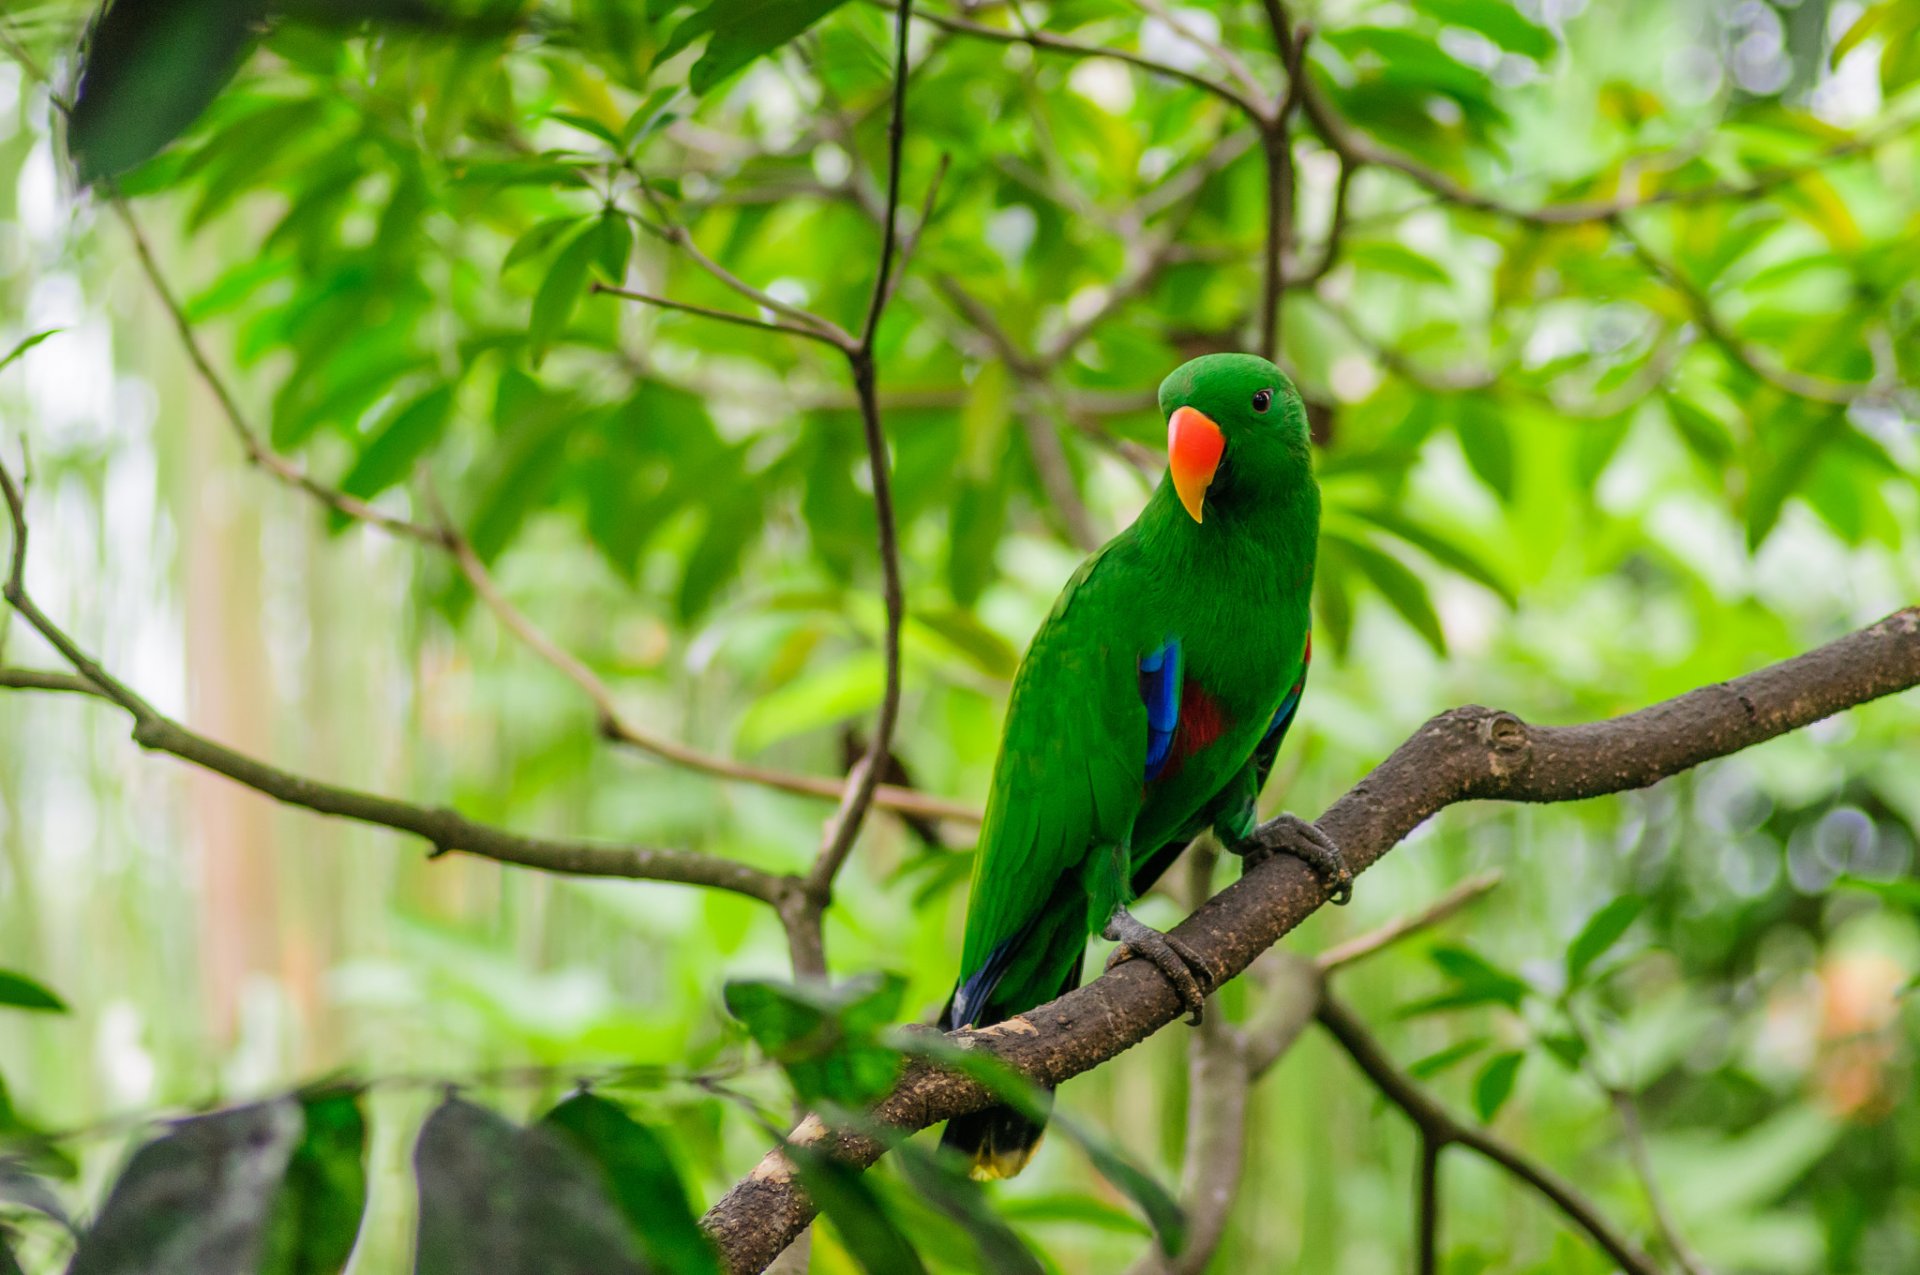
top-left (1251, 388), bottom-right (1273, 414)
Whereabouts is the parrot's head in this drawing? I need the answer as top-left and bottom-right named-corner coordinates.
top-left (1156, 353), bottom-right (1310, 524)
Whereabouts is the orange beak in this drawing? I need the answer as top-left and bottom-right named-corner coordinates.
top-left (1167, 406), bottom-right (1224, 523)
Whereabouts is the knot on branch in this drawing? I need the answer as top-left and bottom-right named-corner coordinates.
top-left (129, 718), bottom-right (166, 750)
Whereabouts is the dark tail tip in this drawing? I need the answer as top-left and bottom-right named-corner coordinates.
top-left (940, 1102), bottom-right (1049, 1181)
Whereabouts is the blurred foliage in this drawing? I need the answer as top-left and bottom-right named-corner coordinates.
top-left (0, 0), bottom-right (1917, 1270)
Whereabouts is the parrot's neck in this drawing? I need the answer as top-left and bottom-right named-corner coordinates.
top-left (1135, 472), bottom-right (1320, 603)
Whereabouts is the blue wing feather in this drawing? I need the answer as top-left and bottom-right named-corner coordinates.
top-left (1140, 638), bottom-right (1182, 781)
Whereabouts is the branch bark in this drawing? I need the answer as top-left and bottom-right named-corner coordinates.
top-left (700, 607), bottom-right (1920, 1272)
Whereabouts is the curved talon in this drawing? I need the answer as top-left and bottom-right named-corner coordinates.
top-left (1233, 813), bottom-right (1354, 906)
top-left (1102, 908), bottom-right (1210, 1025)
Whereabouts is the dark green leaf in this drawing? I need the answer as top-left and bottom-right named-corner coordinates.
top-left (0, 1159), bottom-right (71, 1230)
top-left (656, 0), bottom-right (856, 94)
top-left (1407, 1037), bottom-right (1489, 1080)
top-left (68, 0), bottom-right (259, 185)
top-left (724, 973), bottom-right (906, 1108)
top-left (502, 216), bottom-right (587, 275)
top-left (0, 972), bottom-right (65, 1015)
top-left (780, 1140), bottom-right (929, 1275)
top-left (529, 223), bottom-right (602, 366)
top-left (541, 1092), bottom-right (721, 1275)
top-left (257, 1087), bottom-right (367, 1275)
top-left (1343, 507), bottom-right (1514, 605)
top-left (1538, 1032), bottom-right (1589, 1072)
top-left (1472, 1051), bottom-right (1524, 1122)
top-left (890, 1140), bottom-right (1045, 1275)
top-left (1325, 533), bottom-right (1447, 655)
top-left (896, 1035), bottom-right (1185, 1256)
top-left (1400, 945), bottom-right (1532, 1017)
top-left (70, 1100), bottom-right (305, 1275)
top-left (413, 1096), bottom-right (645, 1275)
top-left (332, 384), bottom-right (455, 521)
top-left (1564, 896), bottom-right (1645, 986)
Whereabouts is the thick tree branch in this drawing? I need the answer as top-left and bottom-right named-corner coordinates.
top-left (700, 607), bottom-right (1920, 1272)
top-left (0, 458), bottom-right (785, 903)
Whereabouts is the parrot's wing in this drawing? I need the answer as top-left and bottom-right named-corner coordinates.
top-left (952, 543), bottom-right (1145, 1026)
top-left (1250, 629), bottom-right (1311, 792)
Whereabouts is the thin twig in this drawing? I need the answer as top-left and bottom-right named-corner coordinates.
top-left (900, 3), bottom-right (1265, 119)
top-left (1315, 872), bottom-right (1503, 972)
top-left (0, 456), bottom-right (784, 902)
top-left (1316, 995), bottom-right (1660, 1275)
top-left (589, 281), bottom-right (848, 349)
top-left (805, 0), bottom-right (916, 907)
top-left (1612, 216), bottom-right (1882, 405)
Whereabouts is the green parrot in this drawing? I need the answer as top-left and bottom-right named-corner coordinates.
top-left (939, 352), bottom-right (1347, 1180)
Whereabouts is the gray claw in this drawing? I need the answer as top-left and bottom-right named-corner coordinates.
top-left (1103, 908), bottom-right (1211, 1025)
top-left (1234, 813), bottom-right (1353, 905)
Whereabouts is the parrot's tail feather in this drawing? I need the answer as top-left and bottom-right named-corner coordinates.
top-left (938, 940), bottom-right (1084, 1180)
top-left (941, 1102), bottom-right (1050, 1181)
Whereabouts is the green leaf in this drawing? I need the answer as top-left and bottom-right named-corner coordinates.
top-left (897, 1035), bottom-right (1185, 1256)
top-left (1538, 1032), bottom-right (1589, 1072)
top-left (0, 1159), bottom-right (72, 1231)
top-left (67, 0), bottom-right (259, 185)
top-left (1836, 874), bottom-right (1920, 912)
top-left (781, 1140), bottom-right (929, 1275)
top-left (1418, 0), bottom-right (1555, 59)
top-left (502, 216), bottom-right (587, 276)
top-left (332, 383), bottom-right (456, 521)
top-left (723, 973), bottom-right (906, 1108)
top-left (541, 1093), bottom-right (721, 1275)
top-left (890, 1141), bottom-right (1044, 1275)
top-left (257, 1087), bottom-right (367, 1275)
top-left (413, 1096), bottom-right (646, 1275)
top-left (1453, 399), bottom-right (1515, 502)
top-left (1344, 241), bottom-right (1453, 286)
top-left (1407, 1037), bottom-right (1489, 1080)
top-left (1472, 1051), bottom-right (1524, 1122)
top-left (0, 330), bottom-right (60, 379)
top-left (1400, 945), bottom-right (1531, 1016)
top-left (529, 223), bottom-right (602, 366)
top-left (1564, 896), bottom-right (1645, 986)
top-left (1326, 533), bottom-right (1447, 655)
top-left (0, 971), bottom-right (65, 1014)
top-left (656, 0), bottom-right (857, 94)
top-left (1341, 506), bottom-right (1514, 605)
top-left (70, 1100), bottom-right (306, 1275)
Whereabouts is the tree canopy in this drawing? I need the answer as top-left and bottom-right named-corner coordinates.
top-left (0, 0), bottom-right (1917, 1272)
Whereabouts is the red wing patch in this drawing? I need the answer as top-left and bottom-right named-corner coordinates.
top-left (1151, 679), bottom-right (1231, 782)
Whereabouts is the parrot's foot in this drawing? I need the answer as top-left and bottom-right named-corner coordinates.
top-left (1232, 814), bottom-right (1353, 905)
top-left (1102, 908), bottom-right (1210, 1025)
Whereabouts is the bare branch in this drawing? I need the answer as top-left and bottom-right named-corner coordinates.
top-left (0, 457), bottom-right (785, 903)
top-left (0, 667), bottom-right (101, 697)
top-left (1315, 871), bottom-right (1503, 973)
top-left (807, 0), bottom-right (916, 904)
top-left (590, 281), bottom-right (849, 349)
top-left (1316, 995), bottom-right (1659, 1275)
top-left (700, 607), bottom-right (1920, 1271)
top-left (901, 3), bottom-right (1266, 120)
top-left (1257, 16), bottom-right (1309, 360)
